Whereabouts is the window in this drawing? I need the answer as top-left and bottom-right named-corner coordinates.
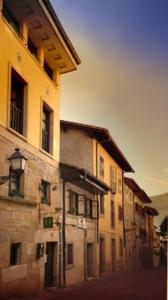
top-left (66, 244), bottom-right (73, 266)
top-left (118, 206), bottom-right (123, 221)
top-left (69, 191), bottom-right (78, 215)
top-left (40, 180), bottom-right (50, 204)
top-left (119, 239), bottom-right (123, 257)
top-left (100, 195), bottom-right (105, 215)
top-left (10, 69), bottom-right (26, 135)
top-left (10, 243), bottom-right (21, 265)
top-left (118, 178), bottom-right (122, 194)
top-left (28, 37), bottom-right (38, 59)
top-left (99, 156), bottom-right (104, 177)
top-left (2, 3), bottom-right (20, 34)
top-left (85, 198), bottom-right (92, 218)
top-left (44, 60), bottom-right (53, 80)
top-left (111, 200), bottom-right (115, 227)
top-left (9, 170), bottom-right (23, 197)
top-left (42, 104), bottom-right (52, 153)
top-left (110, 166), bottom-right (116, 193)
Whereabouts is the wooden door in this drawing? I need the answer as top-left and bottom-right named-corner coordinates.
top-left (111, 239), bottom-right (116, 271)
top-left (87, 243), bottom-right (94, 278)
top-left (44, 242), bottom-right (56, 288)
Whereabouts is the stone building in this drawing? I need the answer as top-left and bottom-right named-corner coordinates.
top-left (0, 0), bottom-right (80, 298)
top-left (60, 120), bottom-right (134, 279)
top-left (124, 177), bottom-right (159, 270)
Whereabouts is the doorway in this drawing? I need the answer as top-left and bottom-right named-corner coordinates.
top-left (111, 239), bottom-right (116, 271)
top-left (99, 237), bottom-right (105, 273)
top-left (44, 242), bottom-right (57, 288)
top-left (87, 243), bottom-right (94, 278)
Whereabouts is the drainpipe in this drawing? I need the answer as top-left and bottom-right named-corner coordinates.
top-left (122, 171), bottom-right (126, 271)
top-left (132, 194), bottom-right (136, 269)
top-left (62, 180), bottom-right (66, 287)
top-left (84, 228), bottom-right (87, 281)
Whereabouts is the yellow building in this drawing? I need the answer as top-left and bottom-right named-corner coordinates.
top-left (60, 121), bottom-right (133, 282)
top-left (124, 178), bottom-right (159, 270)
top-left (0, 0), bottom-right (80, 297)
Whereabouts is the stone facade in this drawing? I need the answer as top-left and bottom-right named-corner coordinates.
top-left (0, 125), bottom-right (60, 298)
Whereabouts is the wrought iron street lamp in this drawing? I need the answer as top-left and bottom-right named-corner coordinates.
top-left (0, 148), bottom-right (27, 185)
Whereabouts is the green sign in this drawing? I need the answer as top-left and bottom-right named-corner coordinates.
top-left (43, 217), bottom-right (53, 228)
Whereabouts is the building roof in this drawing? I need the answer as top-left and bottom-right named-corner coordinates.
top-left (60, 120), bottom-right (134, 172)
top-left (42, 0), bottom-right (81, 65)
top-left (124, 177), bottom-right (152, 203)
top-left (60, 162), bottom-right (110, 195)
top-left (145, 206), bottom-right (159, 216)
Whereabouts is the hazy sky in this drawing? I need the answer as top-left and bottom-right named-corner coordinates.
top-left (51, 0), bottom-right (168, 196)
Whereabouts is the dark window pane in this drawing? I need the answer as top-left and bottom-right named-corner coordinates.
top-left (41, 180), bottom-right (50, 204)
top-left (2, 4), bottom-right (20, 34)
top-left (10, 70), bottom-right (25, 134)
top-left (10, 243), bottom-right (21, 265)
top-left (67, 244), bottom-right (73, 265)
top-left (42, 107), bottom-right (50, 152)
top-left (44, 61), bottom-right (53, 80)
top-left (100, 195), bottom-right (105, 214)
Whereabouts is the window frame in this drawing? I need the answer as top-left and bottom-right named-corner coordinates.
top-left (111, 200), bottom-right (115, 228)
top-left (118, 205), bottom-right (123, 222)
top-left (40, 180), bottom-right (50, 205)
top-left (41, 102), bottom-right (53, 155)
top-left (66, 243), bottom-right (74, 268)
top-left (9, 67), bottom-right (28, 138)
top-left (8, 168), bottom-right (24, 198)
top-left (99, 156), bottom-right (104, 177)
top-left (10, 242), bottom-right (21, 266)
top-left (100, 194), bottom-right (105, 215)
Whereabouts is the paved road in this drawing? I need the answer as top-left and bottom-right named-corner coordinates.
top-left (26, 268), bottom-right (167, 300)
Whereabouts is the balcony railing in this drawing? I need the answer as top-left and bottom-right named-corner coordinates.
top-left (10, 103), bottom-right (23, 134)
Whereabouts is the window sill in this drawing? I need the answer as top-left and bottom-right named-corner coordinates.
top-left (0, 195), bottom-right (37, 206)
top-left (40, 148), bottom-right (54, 160)
top-left (7, 127), bottom-right (27, 142)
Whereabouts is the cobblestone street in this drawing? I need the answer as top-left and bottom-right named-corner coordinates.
top-left (25, 268), bottom-right (167, 300)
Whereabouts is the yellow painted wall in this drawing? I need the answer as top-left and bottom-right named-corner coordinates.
top-left (93, 140), bottom-right (125, 271)
top-left (0, 17), bottom-right (60, 161)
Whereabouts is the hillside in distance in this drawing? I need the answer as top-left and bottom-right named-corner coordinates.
top-left (150, 193), bottom-right (168, 228)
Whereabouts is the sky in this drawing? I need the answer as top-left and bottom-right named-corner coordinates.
top-left (51, 0), bottom-right (168, 196)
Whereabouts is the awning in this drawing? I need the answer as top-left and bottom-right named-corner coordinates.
top-left (60, 163), bottom-right (110, 195)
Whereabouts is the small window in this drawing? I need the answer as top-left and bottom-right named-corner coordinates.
top-left (9, 170), bottom-right (23, 198)
top-left (111, 200), bottom-right (115, 227)
top-left (10, 243), bottom-right (21, 265)
top-left (99, 156), bottom-right (104, 177)
top-left (2, 4), bottom-right (20, 34)
top-left (69, 191), bottom-right (78, 215)
top-left (110, 166), bottom-right (116, 194)
top-left (118, 178), bottom-right (122, 194)
top-left (85, 198), bottom-right (92, 218)
top-left (28, 37), bottom-right (38, 59)
top-left (10, 69), bottom-right (27, 135)
top-left (66, 244), bottom-right (73, 266)
top-left (44, 61), bottom-right (53, 80)
top-left (42, 104), bottom-right (52, 153)
top-left (40, 180), bottom-right (50, 204)
top-left (100, 195), bottom-right (105, 215)
top-left (119, 239), bottom-right (123, 257)
top-left (118, 206), bottom-right (123, 222)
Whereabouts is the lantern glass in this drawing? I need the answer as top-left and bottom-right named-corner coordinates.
top-left (9, 148), bottom-right (27, 172)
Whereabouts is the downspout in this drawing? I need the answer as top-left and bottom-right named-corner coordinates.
top-left (132, 194), bottom-right (136, 269)
top-left (95, 141), bottom-right (99, 244)
top-left (62, 180), bottom-right (66, 287)
top-left (122, 171), bottom-right (126, 271)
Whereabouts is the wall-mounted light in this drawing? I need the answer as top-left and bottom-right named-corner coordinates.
top-left (0, 148), bottom-right (27, 185)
